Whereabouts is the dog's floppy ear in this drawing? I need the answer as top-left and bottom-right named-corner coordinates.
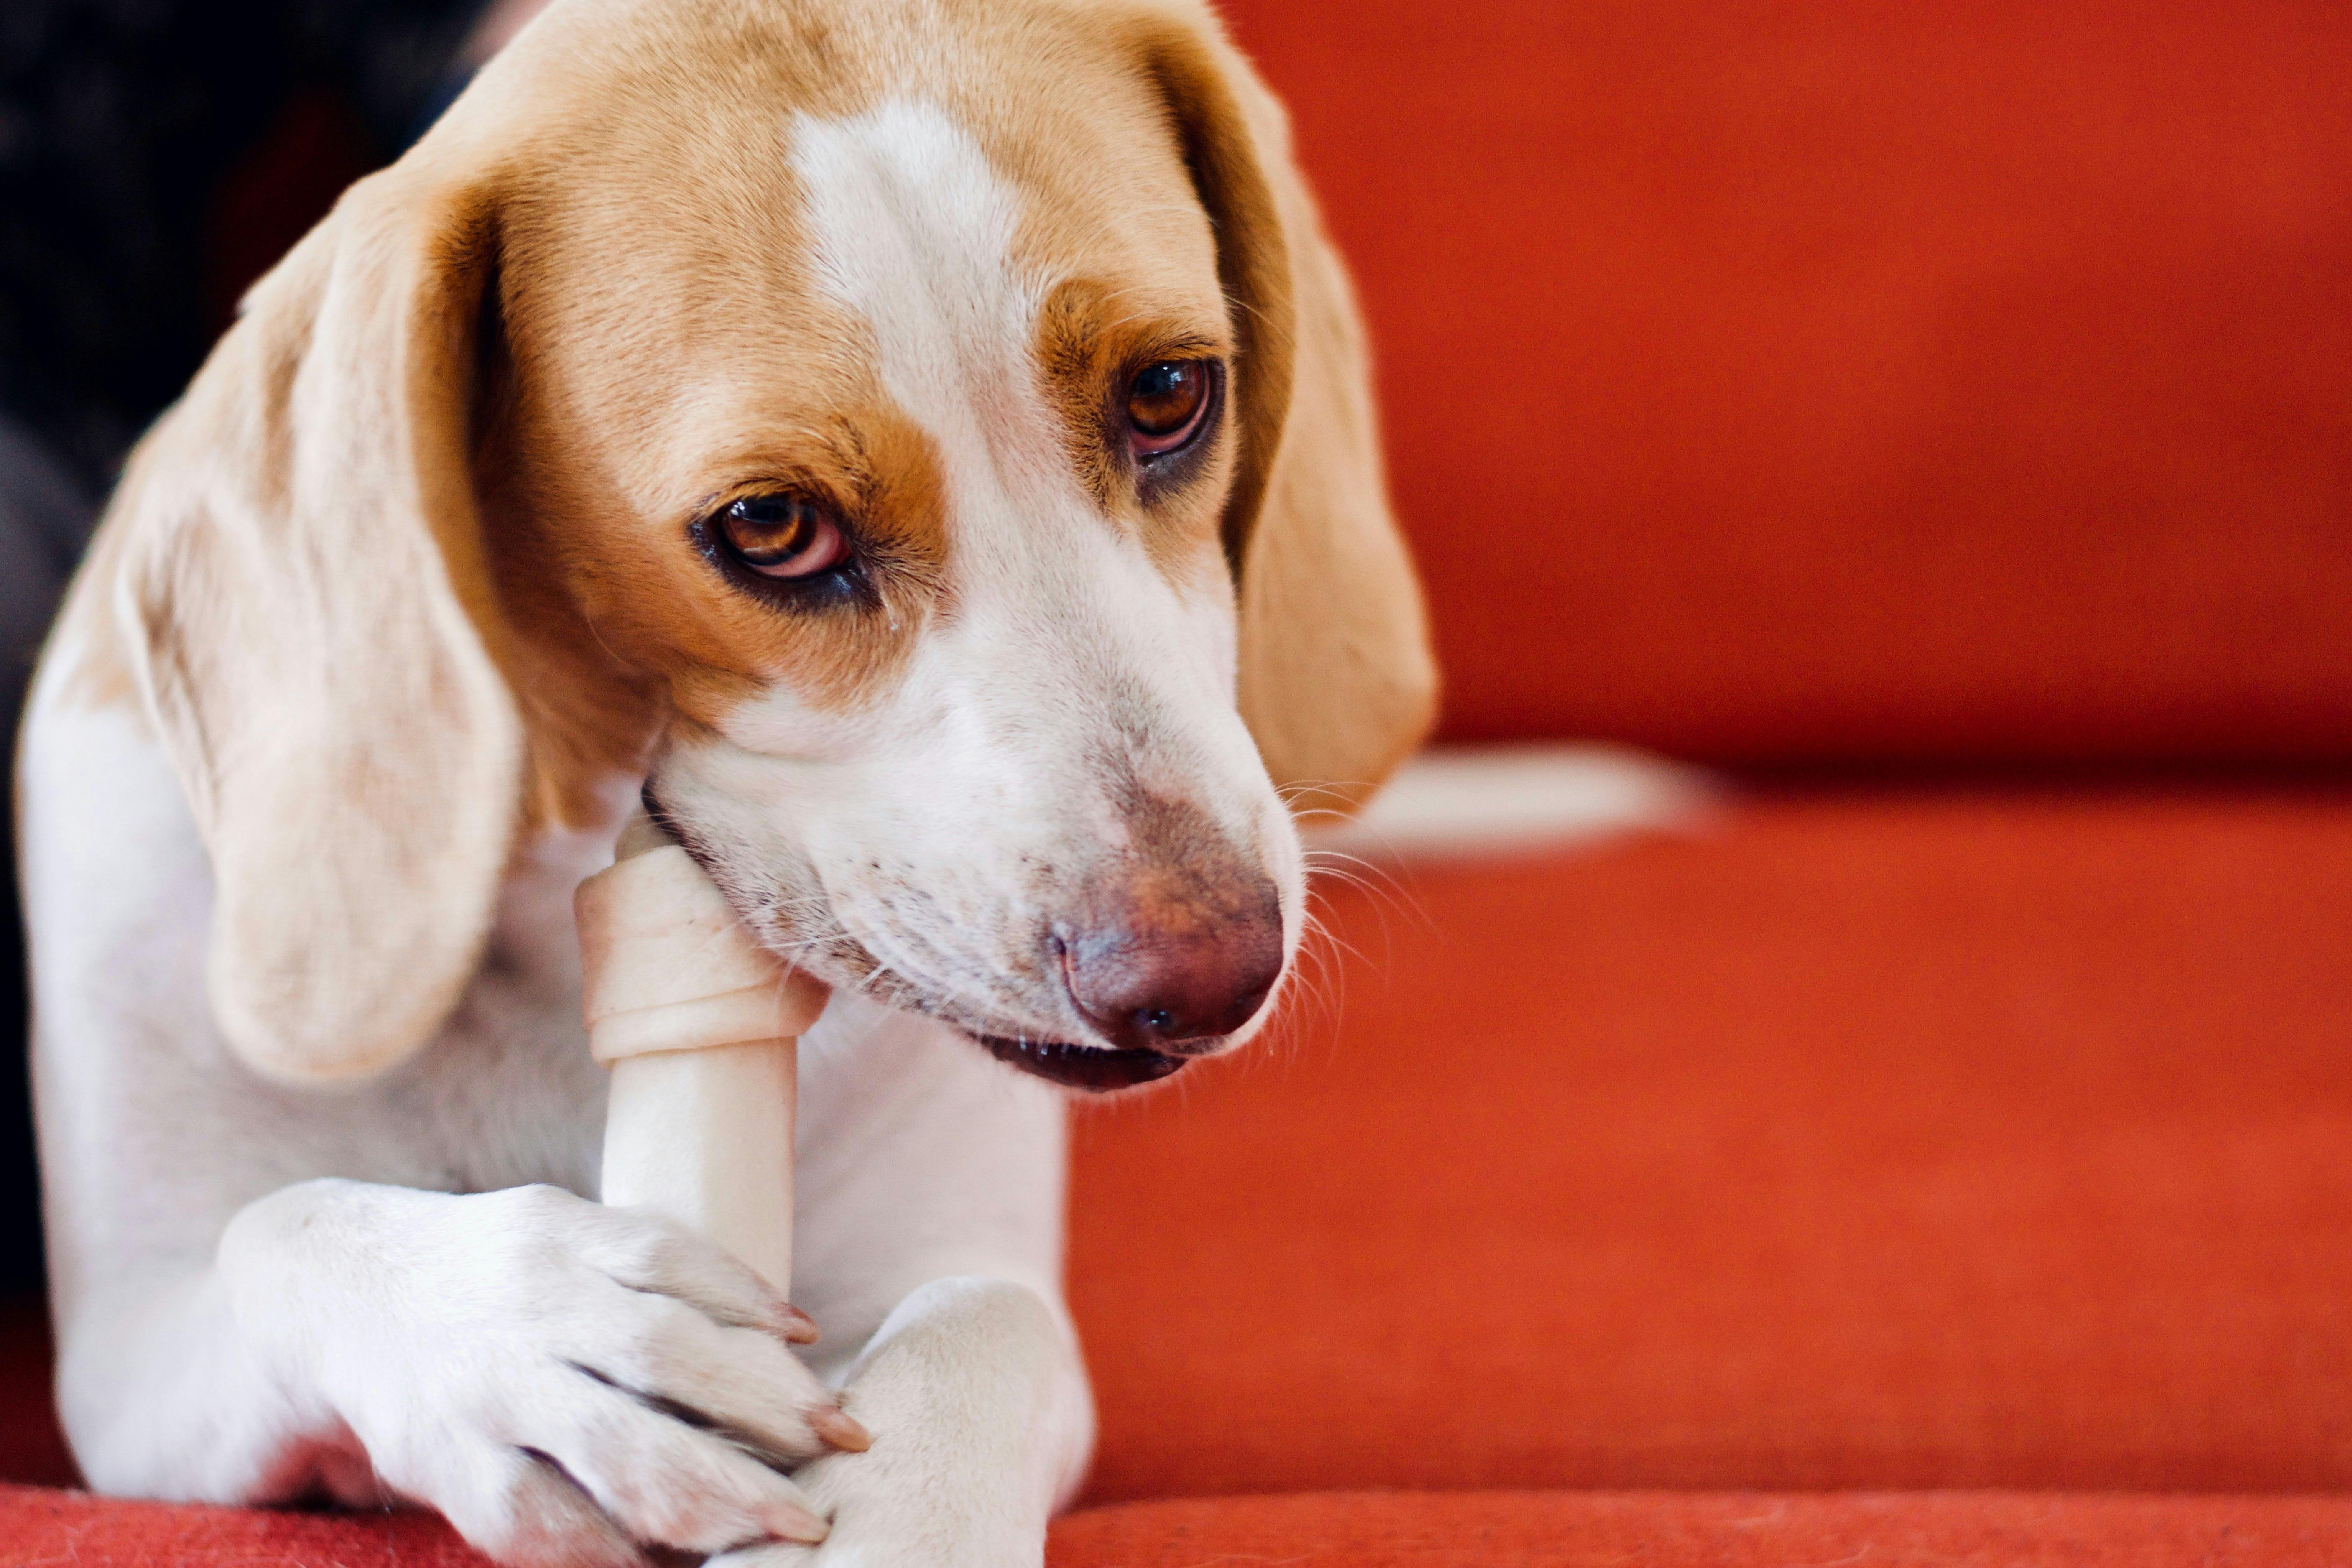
top-left (1142, 8), bottom-right (1440, 816)
top-left (115, 165), bottom-right (523, 1082)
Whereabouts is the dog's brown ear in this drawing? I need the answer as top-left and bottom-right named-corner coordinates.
top-left (115, 165), bottom-right (523, 1082)
top-left (1143, 8), bottom-right (1440, 817)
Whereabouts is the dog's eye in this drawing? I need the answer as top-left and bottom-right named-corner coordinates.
top-left (1126, 360), bottom-right (1214, 458)
top-left (718, 495), bottom-right (851, 579)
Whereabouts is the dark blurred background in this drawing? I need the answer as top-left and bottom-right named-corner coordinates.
top-left (0, 0), bottom-right (486, 1293)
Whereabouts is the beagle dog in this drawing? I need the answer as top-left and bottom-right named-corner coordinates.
top-left (16, 0), bottom-right (1433, 1562)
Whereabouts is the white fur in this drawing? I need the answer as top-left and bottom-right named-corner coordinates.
top-left (1304, 744), bottom-right (1717, 862)
top-left (24, 101), bottom-right (1213, 1568)
top-left (25, 628), bottom-right (1090, 1563)
top-left (664, 101), bottom-right (1302, 1053)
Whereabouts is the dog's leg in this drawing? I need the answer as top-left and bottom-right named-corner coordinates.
top-left (65, 1182), bottom-right (863, 1553)
top-left (22, 693), bottom-right (861, 1564)
top-left (722, 1276), bottom-right (1090, 1568)
top-left (28, 684), bottom-right (1085, 1566)
top-left (730, 997), bottom-right (1097, 1568)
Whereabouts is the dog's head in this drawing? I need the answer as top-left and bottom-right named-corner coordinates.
top-left (109, 0), bottom-right (1435, 1086)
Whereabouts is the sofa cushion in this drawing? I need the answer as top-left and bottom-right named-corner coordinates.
top-left (4, 1484), bottom-right (2349, 1567)
top-left (1070, 785), bottom-right (2352, 1499)
top-left (8, 787), bottom-right (2351, 1532)
top-left (1051, 1491), bottom-right (2352, 1566)
top-left (1225, 0), bottom-right (2352, 762)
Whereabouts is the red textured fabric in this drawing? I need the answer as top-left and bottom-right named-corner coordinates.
top-left (7, 1486), bottom-right (2352, 1567)
top-left (0, 1486), bottom-right (481, 1565)
top-left (1070, 787), bottom-right (2352, 1499)
top-left (1048, 1492), bottom-right (2352, 1567)
top-left (1219, 0), bottom-right (2352, 762)
top-left (8, 788), bottom-right (2352, 1555)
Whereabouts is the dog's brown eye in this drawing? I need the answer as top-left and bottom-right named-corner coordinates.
top-left (1126, 360), bottom-right (1213, 457)
top-left (719, 495), bottom-right (850, 579)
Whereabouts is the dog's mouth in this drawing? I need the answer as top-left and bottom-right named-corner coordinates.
top-left (972, 1033), bottom-right (1188, 1092)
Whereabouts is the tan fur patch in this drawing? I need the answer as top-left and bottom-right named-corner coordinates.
top-left (43, 522), bottom-right (140, 715)
top-left (1032, 275), bottom-right (1232, 579)
top-left (59, 0), bottom-right (1435, 1080)
top-left (455, 0), bottom-right (1290, 730)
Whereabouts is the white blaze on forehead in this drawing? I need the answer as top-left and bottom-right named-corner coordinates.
top-left (788, 98), bottom-right (1049, 490)
top-left (668, 102), bottom-right (1302, 1033)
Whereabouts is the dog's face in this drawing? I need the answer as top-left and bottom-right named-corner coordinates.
top-left (110, 0), bottom-right (1434, 1085)
top-left (492, 82), bottom-right (1296, 1088)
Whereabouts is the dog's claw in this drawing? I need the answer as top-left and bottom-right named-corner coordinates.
top-left (768, 1499), bottom-right (832, 1544)
top-left (809, 1403), bottom-right (873, 1453)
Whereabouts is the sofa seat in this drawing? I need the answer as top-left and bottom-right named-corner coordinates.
top-left (7, 1483), bottom-right (2352, 1567)
top-left (1074, 783), bottom-right (2352, 1500)
top-left (4, 781), bottom-right (2349, 1561)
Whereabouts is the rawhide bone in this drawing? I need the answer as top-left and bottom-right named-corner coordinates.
top-left (575, 809), bottom-right (829, 1295)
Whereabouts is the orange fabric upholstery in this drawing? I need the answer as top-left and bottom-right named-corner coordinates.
top-left (1050, 1492), bottom-right (2352, 1567)
top-left (9, 8), bottom-right (2352, 1560)
top-left (1219, 0), bottom-right (2352, 762)
top-left (1070, 788), bottom-right (2352, 1499)
top-left (0, 1486), bottom-right (480, 1566)
top-left (4, 786), bottom-right (2351, 1559)
top-left (8, 1484), bottom-right (2352, 1568)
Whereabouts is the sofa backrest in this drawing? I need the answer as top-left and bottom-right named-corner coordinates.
top-left (1225, 0), bottom-right (2352, 765)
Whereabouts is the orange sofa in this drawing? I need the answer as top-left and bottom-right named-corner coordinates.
top-left (7, 2), bottom-right (2352, 1562)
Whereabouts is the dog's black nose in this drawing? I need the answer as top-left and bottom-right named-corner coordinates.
top-left (1057, 890), bottom-right (1284, 1053)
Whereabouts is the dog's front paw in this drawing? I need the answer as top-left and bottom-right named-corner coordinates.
top-left (698, 1279), bottom-right (1074, 1568)
top-left (701, 1450), bottom-right (1040, 1568)
top-left (226, 1180), bottom-right (868, 1566)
